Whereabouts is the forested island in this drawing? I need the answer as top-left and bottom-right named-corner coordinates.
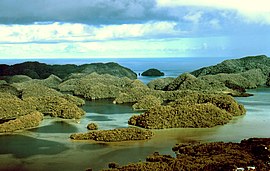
top-left (0, 55), bottom-right (270, 170)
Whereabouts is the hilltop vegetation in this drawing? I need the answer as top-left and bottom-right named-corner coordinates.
top-left (191, 55), bottom-right (270, 89)
top-left (141, 68), bottom-right (164, 76)
top-left (0, 61), bottom-right (137, 80)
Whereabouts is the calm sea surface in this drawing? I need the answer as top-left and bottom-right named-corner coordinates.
top-left (0, 57), bottom-right (269, 171)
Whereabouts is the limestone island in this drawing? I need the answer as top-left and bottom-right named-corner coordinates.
top-left (141, 68), bottom-right (165, 76)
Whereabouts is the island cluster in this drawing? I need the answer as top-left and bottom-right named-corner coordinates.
top-left (1, 55), bottom-right (270, 170)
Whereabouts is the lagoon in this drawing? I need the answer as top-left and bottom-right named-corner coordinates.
top-left (0, 87), bottom-right (270, 171)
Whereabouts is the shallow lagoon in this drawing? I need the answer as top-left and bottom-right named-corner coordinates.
top-left (0, 88), bottom-right (270, 171)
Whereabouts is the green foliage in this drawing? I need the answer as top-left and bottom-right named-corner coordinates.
top-left (0, 93), bottom-right (35, 120)
top-left (141, 68), bottom-right (164, 76)
top-left (165, 73), bottom-right (227, 92)
top-left (12, 83), bottom-right (85, 119)
top-left (129, 103), bottom-right (232, 129)
top-left (0, 61), bottom-right (137, 79)
top-left (70, 127), bottom-right (153, 142)
top-left (24, 96), bottom-right (85, 119)
top-left (191, 55), bottom-right (270, 88)
top-left (132, 95), bottom-right (163, 110)
top-left (200, 69), bottom-right (266, 89)
top-left (102, 138), bottom-right (270, 171)
top-left (129, 92), bottom-right (245, 129)
top-left (87, 123), bottom-right (98, 130)
top-left (147, 77), bottom-right (175, 90)
top-left (6, 75), bottom-right (32, 83)
top-left (170, 92), bottom-right (246, 116)
top-left (0, 111), bottom-right (43, 133)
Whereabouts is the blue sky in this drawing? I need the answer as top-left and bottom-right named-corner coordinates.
top-left (0, 0), bottom-right (270, 58)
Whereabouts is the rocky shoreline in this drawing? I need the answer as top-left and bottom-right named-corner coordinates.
top-left (102, 138), bottom-right (270, 171)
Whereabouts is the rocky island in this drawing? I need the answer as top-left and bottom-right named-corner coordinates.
top-left (141, 68), bottom-right (165, 76)
top-left (2, 55), bottom-right (268, 133)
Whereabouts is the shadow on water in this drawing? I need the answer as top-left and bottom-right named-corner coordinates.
top-left (90, 146), bottom-right (160, 170)
top-left (82, 99), bottom-right (134, 114)
top-left (79, 143), bottom-right (109, 151)
top-left (29, 121), bottom-right (78, 133)
top-left (0, 135), bottom-right (68, 158)
top-left (86, 115), bottom-right (114, 121)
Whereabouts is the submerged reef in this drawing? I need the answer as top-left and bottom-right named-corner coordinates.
top-left (103, 138), bottom-right (270, 171)
top-left (70, 127), bottom-right (153, 142)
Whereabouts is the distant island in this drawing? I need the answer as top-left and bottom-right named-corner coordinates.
top-left (141, 68), bottom-right (165, 76)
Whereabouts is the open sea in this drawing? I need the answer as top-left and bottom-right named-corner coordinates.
top-left (0, 57), bottom-right (270, 171)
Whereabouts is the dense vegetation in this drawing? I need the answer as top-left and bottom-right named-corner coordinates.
top-left (129, 92), bottom-right (245, 129)
top-left (103, 138), bottom-right (270, 171)
top-left (70, 128), bottom-right (153, 142)
top-left (141, 68), bottom-right (164, 76)
top-left (0, 61), bottom-right (137, 80)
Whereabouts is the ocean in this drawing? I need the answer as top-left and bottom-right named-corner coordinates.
top-left (0, 57), bottom-right (270, 171)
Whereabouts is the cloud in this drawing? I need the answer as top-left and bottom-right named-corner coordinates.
top-left (0, 0), bottom-right (269, 59)
top-left (157, 0), bottom-right (270, 24)
top-left (0, 37), bottom-right (231, 58)
top-left (0, 0), bottom-right (161, 24)
top-left (0, 21), bottom-right (183, 44)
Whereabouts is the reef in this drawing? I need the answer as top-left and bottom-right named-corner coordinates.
top-left (141, 68), bottom-right (164, 76)
top-left (70, 127), bottom-right (153, 142)
top-left (103, 138), bottom-right (270, 171)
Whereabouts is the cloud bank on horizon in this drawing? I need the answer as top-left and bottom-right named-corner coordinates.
top-left (0, 0), bottom-right (269, 58)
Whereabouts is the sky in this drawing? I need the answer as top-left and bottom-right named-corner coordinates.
top-left (0, 0), bottom-right (270, 58)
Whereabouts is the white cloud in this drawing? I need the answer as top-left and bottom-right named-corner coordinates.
top-left (157, 0), bottom-right (270, 24)
top-left (183, 11), bottom-right (203, 24)
top-left (0, 36), bottom-right (230, 58)
top-left (0, 21), bottom-right (182, 44)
